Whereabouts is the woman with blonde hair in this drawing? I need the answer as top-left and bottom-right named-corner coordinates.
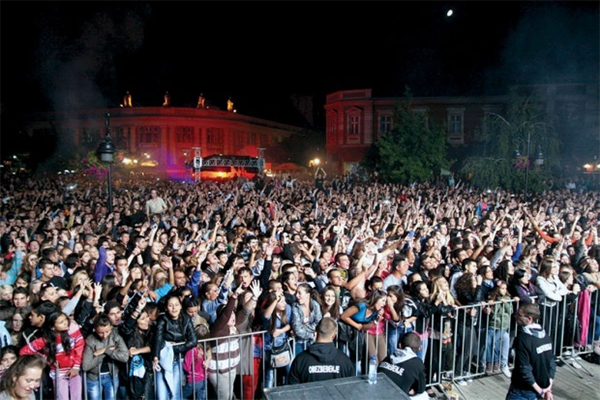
top-left (69, 270), bottom-right (90, 294)
top-left (428, 276), bottom-right (457, 383)
top-left (535, 256), bottom-right (569, 356)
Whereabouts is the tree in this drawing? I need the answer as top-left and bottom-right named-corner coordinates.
top-left (362, 90), bottom-right (451, 184)
top-left (459, 94), bottom-right (561, 193)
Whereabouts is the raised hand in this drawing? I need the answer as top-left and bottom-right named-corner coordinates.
top-left (249, 280), bottom-right (263, 298)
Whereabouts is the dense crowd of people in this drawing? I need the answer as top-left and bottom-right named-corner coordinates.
top-left (0, 171), bottom-right (598, 400)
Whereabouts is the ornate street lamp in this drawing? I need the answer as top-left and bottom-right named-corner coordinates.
top-left (96, 113), bottom-right (116, 213)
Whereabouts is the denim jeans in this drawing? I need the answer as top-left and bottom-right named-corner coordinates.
top-left (506, 386), bottom-right (542, 399)
top-left (155, 362), bottom-right (182, 400)
top-left (417, 337), bottom-right (428, 362)
top-left (182, 380), bottom-right (206, 400)
top-left (264, 350), bottom-right (291, 388)
top-left (590, 314), bottom-right (600, 342)
top-left (487, 328), bottom-right (510, 366)
top-left (87, 374), bottom-right (118, 400)
top-left (294, 341), bottom-right (310, 357)
top-left (387, 325), bottom-right (412, 356)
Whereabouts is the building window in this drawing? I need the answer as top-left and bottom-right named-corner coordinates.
top-left (207, 128), bottom-right (223, 145)
top-left (113, 127), bottom-right (130, 152)
top-left (233, 130), bottom-right (244, 147)
top-left (175, 126), bottom-right (193, 143)
top-left (379, 114), bottom-right (392, 134)
top-left (447, 109), bottom-right (465, 143)
top-left (327, 114), bottom-right (337, 144)
top-left (348, 115), bottom-right (360, 135)
top-left (247, 132), bottom-right (257, 145)
top-left (80, 128), bottom-right (99, 144)
top-left (260, 134), bottom-right (268, 146)
top-left (138, 126), bottom-right (161, 143)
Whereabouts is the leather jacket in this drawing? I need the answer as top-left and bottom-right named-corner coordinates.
top-left (152, 312), bottom-right (197, 360)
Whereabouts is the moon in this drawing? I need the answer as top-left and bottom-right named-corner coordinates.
top-left (447, 9), bottom-right (453, 17)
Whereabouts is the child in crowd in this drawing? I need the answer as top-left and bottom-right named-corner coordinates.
top-left (486, 280), bottom-right (514, 377)
top-left (20, 311), bottom-right (85, 400)
top-left (183, 342), bottom-right (209, 400)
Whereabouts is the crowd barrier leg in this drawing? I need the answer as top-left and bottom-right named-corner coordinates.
top-left (54, 362), bottom-right (59, 400)
top-left (559, 295), bottom-right (595, 379)
top-left (178, 353), bottom-right (184, 400)
top-left (83, 371), bottom-right (88, 400)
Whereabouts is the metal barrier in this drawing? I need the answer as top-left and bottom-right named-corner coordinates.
top-left (31, 288), bottom-right (599, 399)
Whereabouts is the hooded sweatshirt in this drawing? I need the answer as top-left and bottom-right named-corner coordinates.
top-left (510, 323), bottom-right (556, 392)
top-left (288, 342), bottom-right (355, 384)
top-left (378, 347), bottom-right (426, 396)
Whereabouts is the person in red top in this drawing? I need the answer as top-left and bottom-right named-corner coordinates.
top-left (20, 311), bottom-right (85, 400)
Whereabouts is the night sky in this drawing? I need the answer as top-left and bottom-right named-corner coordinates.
top-left (1, 1), bottom-right (598, 153)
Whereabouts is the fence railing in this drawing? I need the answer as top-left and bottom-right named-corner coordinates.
top-left (35, 288), bottom-right (599, 400)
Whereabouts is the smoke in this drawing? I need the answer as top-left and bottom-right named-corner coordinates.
top-left (30, 4), bottom-right (151, 172)
top-left (488, 3), bottom-right (599, 89)
top-left (35, 6), bottom-right (149, 112)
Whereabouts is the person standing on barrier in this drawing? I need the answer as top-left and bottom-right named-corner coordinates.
top-left (152, 293), bottom-right (197, 400)
top-left (506, 303), bottom-right (556, 400)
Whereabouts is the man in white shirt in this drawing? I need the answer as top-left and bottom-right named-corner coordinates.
top-left (383, 254), bottom-right (410, 292)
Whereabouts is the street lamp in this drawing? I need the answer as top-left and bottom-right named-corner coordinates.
top-left (523, 136), bottom-right (543, 197)
top-left (96, 113), bottom-right (116, 213)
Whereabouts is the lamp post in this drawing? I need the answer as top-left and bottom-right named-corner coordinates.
top-left (522, 133), bottom-right (544, 197)
top-left (96, 113), bottom-right (116, 213)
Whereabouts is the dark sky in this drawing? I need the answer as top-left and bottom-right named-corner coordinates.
top-left (1, 1), bottom-right (598, 131)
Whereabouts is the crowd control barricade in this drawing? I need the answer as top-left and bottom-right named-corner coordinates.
top-left (173, 329), bottom-right (268, 400)
top-left (538, 288), bottom-right (598, 379)
top-left (33, 290), bottom-right (599, 400)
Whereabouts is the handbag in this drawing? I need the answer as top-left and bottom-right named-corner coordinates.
top-left (270, 339), bottom-right (293, 368)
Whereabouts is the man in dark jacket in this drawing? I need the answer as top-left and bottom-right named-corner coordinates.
top-left (288, 317), bottom-right (355, 384)
top-left (507, 303), bottom-right (557, 400)
top-left (378, 332), bottom-right (427, 399)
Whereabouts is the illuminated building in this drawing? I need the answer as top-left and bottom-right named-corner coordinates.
top-left (325, 84), bottom-right (599, 175)
top-left (21, 105), bottom-right (306, 180)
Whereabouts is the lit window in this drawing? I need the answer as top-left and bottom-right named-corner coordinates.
top-left (175, 126), bottom-right (193, 143)
top-left (233, 130), bottom-right (244, 146)
top-left (138, 126), bottom-right (161, 143)
top-left (207, 128), bottom-right (223, 145)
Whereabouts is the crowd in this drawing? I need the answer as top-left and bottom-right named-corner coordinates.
top-left (0, 171), bottom-right (598, 400)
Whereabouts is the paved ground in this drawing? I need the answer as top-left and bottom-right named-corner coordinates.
top-left (428, 356), bottom-right (600, 400)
